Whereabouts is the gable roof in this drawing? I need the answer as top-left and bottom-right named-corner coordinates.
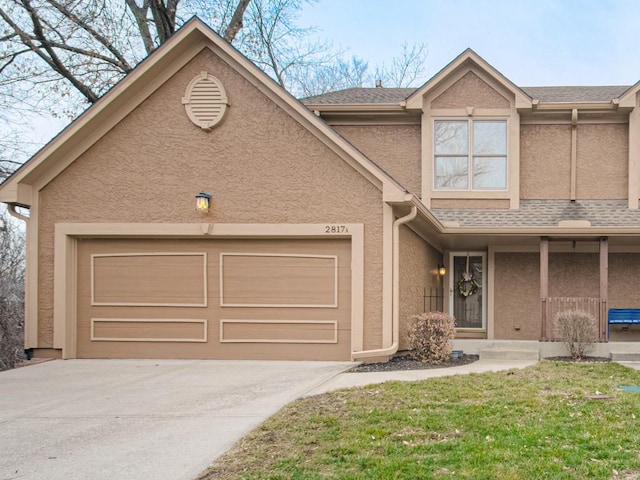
top-left (404, 48), bottom-right (532, 110)
top-left (0, 17), bottom-right (408, 206)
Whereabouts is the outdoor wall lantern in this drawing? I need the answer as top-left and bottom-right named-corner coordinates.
top-left (437, 264), bottom-right (447, 276)
top-left (195, 191), bottom-right (212, 213)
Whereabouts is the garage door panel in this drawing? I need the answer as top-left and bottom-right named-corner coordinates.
top-left (91, 319), bottom-right (207, 342)
top-left (220, 254), bottom-right (337, 307)
top-left (220, 320), bottom-right (338, 343)
top-left (92, 253), bottom-right (207, 306)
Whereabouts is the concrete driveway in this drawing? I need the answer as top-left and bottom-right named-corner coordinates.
top-left (0, 359), bottom-right (352, 480)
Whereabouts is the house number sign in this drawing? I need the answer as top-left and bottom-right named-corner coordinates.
top-left (325, 225), bottom-right (349, 234)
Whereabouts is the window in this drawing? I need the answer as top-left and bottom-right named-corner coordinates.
top-left (434, 119), bottom-right (507, 190)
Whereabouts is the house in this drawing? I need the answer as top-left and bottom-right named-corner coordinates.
top-left (2, 18), bottom-right (640, 362)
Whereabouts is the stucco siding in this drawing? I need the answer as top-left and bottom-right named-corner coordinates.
top-left (548, 253), bottom-right (599, 298)
top-left (398, 225), bottom-right (441, 350)
top-left (334, 125), bottom-right (421, 195)
top-left (37, 49), bottom-right (385, 350)
top-left (493, 253), bottom-right (540, 340)
top-left (576, 124), bottom-right (628, 199)
top-left (609, 254), bottom-right (640, 309)
top-left (431, 71), bottom-right (510, 109)
top-left (520, 124), bottom-right (572, 199)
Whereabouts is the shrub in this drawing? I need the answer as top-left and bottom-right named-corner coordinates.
top-left (407, 312), bottom-right (456, 364)
top-left (554, 309), bottom-right (597, 360)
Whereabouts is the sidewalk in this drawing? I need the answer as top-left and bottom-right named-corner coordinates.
top-left (306, 359), bottom-right (538, 396)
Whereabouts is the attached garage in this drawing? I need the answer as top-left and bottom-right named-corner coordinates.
top-left (1, 20), bottom-right (402, 363)
top-left (75, 237), bottom-right (352, 360)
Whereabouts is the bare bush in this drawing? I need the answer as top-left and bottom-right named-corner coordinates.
top-left (0, 209), bottom-right (25, 371)
top-left (554, 309), bottom-right (597, 360)
top-left (407, 312), bottom-right (456, 364)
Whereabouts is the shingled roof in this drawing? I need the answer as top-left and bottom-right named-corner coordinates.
top-left (301, 88), bottom-right (415, 104)
top-left (522, 85), bottom-right (630, 102)
top-left (301, 85), bottom-right (631, 105)
top-left (431, 200), bottom-right (640, 228)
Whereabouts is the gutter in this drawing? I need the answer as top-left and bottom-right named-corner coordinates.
top-left (352, 206), bottom-right (417, 360)
top-left (7, 203), bottom-right (29, 222)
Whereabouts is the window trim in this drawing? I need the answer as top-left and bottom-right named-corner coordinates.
top-left (433, 118), bottom-right (509, 192)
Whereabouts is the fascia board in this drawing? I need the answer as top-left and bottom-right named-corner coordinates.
top-left (0, 177), bottom-right (32, 205)
top-left (439, 226), bottom-right (640, 236)
top-left (532, 101), bottom-right (621, 112)
top-left (410, 196), bottom-right (446, 231)
top-left (303, 103), bottom-right (407, 113)
top-left (0, 183), bottom-right (17, 204)
top-left (618, 81), bottom-right (640, 108)
top-left (384, 194), bottom-right (446, 231)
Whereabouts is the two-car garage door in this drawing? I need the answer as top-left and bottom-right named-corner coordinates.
top-left (76, 238), bottom-right (351, 360)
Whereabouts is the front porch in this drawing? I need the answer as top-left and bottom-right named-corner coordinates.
top-left (441, 236), bottom-right (640, 346)
top-left (452, 339), bottom-right (640, 361)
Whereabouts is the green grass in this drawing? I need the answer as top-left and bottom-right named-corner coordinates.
top-left (199, 362), bottom-right (640, 479)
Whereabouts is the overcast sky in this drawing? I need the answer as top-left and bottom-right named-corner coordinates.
top-left (299, 0), bottom-right (640, 87)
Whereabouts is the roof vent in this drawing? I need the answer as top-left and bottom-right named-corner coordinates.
top-left (375, 79), bottom-right (383, 88)
top-left (182, 72), bottom-right (228, 131)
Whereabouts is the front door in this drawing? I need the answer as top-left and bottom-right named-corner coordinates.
top-left (449, 252), bottom-right (486, 331)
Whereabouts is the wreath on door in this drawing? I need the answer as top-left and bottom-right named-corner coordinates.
top-left (456, 255), bottom-right (479, 297)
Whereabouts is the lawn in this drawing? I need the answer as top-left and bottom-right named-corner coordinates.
top-left (199, 362), bottom-right (640, 480)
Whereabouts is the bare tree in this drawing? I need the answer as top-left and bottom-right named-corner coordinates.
top-left (295, 42), bottom-right (429, 97)
top-left (375, 42), bottom-right (428, 88)
top-left (0, 0), bottom-right (250, 116)
top-left (0, 130), bottom-right (28, 182)
top-left (0, 207), bottom-right (25, 370)
top-left (0, 0), bottom-right (430, 177)
top-left (293, 55), bottom-right (369, 98)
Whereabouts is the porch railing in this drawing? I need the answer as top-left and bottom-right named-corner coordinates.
top-left (545, 297), bottom-right (603, 341)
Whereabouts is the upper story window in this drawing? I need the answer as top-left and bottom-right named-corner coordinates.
top-left (434, 119), bottom-right (507, 190)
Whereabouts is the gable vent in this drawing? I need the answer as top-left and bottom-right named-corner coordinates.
top-left (182, 72), bottom-right (229, 131)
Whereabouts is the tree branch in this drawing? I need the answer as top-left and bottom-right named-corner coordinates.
top-left (150, 0), bottom-right (178, 44)
top-left (125, 0), bottom-right (155, 55)
top-left (223, 0), bottom-right (251, 42)
top-left (47, 0), bottom-right (134, 72)
top-left (37, 39), bottom-right (133, 72)
top-left (0, 49), bottom-right (30, 75)
top-left (17, 0), bottom-right (99, 103)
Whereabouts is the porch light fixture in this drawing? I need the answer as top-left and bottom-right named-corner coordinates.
top-left (438, 264), bottom-right (446, 276)
top-left (195, 191), bottom-right (212, 213)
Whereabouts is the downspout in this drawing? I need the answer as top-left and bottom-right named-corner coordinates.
top-left (352, 206), bottom-right (417, 359)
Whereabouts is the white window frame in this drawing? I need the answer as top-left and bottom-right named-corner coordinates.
top-left (433, 118), bottom-right (508, 192)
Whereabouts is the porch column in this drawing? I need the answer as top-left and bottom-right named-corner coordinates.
top-left (540, 237), bottom-right (549, 341)
top-left (599, 237), bottom-right (608, 341)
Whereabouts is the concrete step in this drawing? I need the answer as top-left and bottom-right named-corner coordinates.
top-left (479, 347), bottom-right (540, 361)
top-left (611, 352), bottom-right (640, 362)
